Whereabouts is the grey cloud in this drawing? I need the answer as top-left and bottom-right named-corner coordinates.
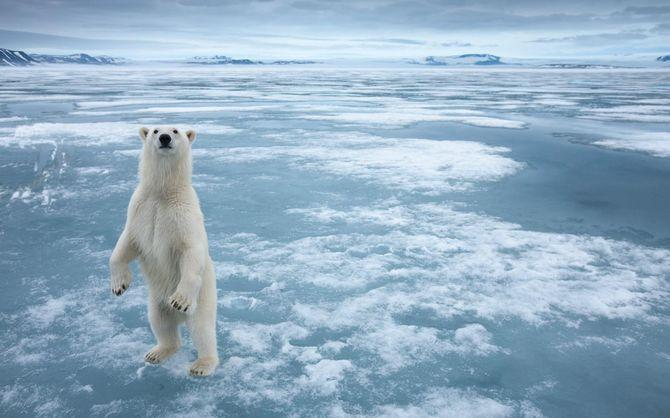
top-left (0, 29), bottom-right (193, 51)
top-left (350, 38), bottom-right (426, 45)
top-left (3, 0), bottom-right (668, 33)
top-left (650, 23), bottom-right (670, 34)
top-left (1, 0), bottom-right (669, 59)
top-left (621, 6), bottom-right (670, 16)
top-left (530, 31), bottom-right (649, 45)
top-left (441, 41), bottom-right (473, 47)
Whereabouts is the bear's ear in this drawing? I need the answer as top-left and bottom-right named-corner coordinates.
top-left (186, 129), bottom-right (196, 143)
top-left (139, 127), bottom-right (149, 141)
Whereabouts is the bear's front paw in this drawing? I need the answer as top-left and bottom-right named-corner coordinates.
top-left (169, 291), bottom-right (196, 313)
top-left (110, 267), bottom-right (132, 296)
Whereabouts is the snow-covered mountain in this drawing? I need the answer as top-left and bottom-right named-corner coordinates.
top-left (1, 48), bottom-right (123, 66)
top-left (0, 48), bottom-right (38, 66)
top-left (657, 55), bottom-right (670, 62)
top-left (30, 53), bottom-right (122, 64)
top-left (190, 55), bottom-right (259, 65)
top-left (189, 55), bottom-right (317, 65)
top-left (421, 54), bottom-right (504, 66)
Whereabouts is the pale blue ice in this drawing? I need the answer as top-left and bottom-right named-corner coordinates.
top-left (1, 66), bottom-right (670, 417)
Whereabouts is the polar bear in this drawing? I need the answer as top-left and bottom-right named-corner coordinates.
top-left (109, 126), bottom-right (218, 376)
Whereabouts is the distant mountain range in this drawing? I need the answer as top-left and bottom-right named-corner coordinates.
top-left (410, 53), bottom-right (670, 67)
top-left (188, 55), bottom-right (317, 65)
top-left (31, 53), bottom-right (121, 65)
top-left (538, 63), bottom-right (623, 69)
top-left (2, 47), bottom-right (669, 67)
top-left (417, 54), bottom-right (504, 66)
top-left (0, 48), bottom-right (123, 66)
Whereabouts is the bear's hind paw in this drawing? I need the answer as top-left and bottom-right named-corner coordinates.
top-left (144, 345), bottom-right (178, 364)
top-left (189, 357), bottom-right (219, 377)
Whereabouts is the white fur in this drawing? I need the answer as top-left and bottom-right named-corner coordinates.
top-left (109, 126), bottom-right (218, 376)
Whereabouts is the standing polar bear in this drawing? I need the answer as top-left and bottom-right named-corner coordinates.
top-left (109, 126), bottom-right (218, 376)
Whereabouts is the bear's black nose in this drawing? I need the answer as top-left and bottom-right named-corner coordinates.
top-left (159, 134), bottom-right (172, 147)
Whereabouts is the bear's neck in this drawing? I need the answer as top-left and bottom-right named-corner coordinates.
top-left (138, 151), bottom-right (193, 199)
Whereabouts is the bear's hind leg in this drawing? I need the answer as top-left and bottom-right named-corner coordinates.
top-left (145, 299), bottom-right (181, 364)
top-left (186, 296), bottom-right (218, 376)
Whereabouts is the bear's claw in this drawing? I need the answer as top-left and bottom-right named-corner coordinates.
top-left (112, 284), bottom-right (127, 296)
top-left (168, 291), bottom-right (195, 313)
top-left (110, 268), bottom-right (132, 296)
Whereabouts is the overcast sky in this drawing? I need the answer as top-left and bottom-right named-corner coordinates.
top-left (0, 0), bottom-right (669, 60)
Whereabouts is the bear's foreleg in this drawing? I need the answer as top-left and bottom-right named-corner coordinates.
top-left (169, 247), bottom-right (204, 313)
top-left (109, 228), bottom-right (137, 296)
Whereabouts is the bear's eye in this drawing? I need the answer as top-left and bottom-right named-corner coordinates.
top-left (173, 129), bottom-right (178, 134)
top-left (153, 129), bottom-right (158, 134)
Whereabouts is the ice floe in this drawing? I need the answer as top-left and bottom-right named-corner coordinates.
top-left (204, 131), bottom-right (523, 194)
top-left (2, 66), bottom-right (670, 417)
top-left (0, 121), bottom-right (241, 148)
top-left (594, 132), bottom-right (670, 158)
top-left (301, 109), bottom-right (526, 129)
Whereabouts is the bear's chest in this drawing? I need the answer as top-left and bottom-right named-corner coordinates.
top-left (129, 198), bottom-right (184, 259)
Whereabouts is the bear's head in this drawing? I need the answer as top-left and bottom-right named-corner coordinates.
top-left (139, 126), bottom-right (196, 156)
top-left (138, 126), bottom-right (197, 188)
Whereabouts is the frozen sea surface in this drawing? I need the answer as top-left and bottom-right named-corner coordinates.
top-left (1, 66), bottom-right (670, 417)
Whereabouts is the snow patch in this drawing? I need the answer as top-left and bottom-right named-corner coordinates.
top-left (373, 388), bottom-right (514, 418)
top-left (297, 359), bottom-right (353, 395)
top-left (594, 132), bottom-right (670, 158)
top-left (453, 324), bottom-right (501, 356)
top-left (26, 296), bottom-right (71, 328)
top-left (207, 131), bottom-right (523, 194)
top-left (302, 110), bottom-right (525, 129)
top-left (0, 116), bottom-right (28, 122)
